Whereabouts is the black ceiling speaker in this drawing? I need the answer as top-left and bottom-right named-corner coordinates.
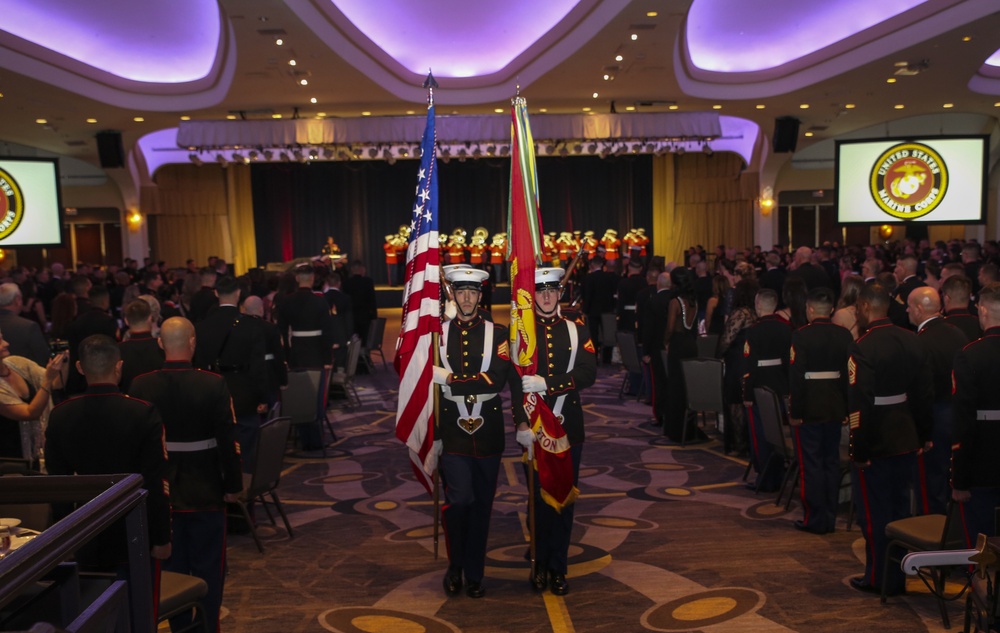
top-left (772, 117), bottom-right (800, 153)
top-left (96, 130), bottom-right (125, 168)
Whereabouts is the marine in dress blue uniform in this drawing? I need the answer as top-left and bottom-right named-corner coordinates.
top-left (131, 317), bottom-right (243, 633)
top-left (432, 267), bottom-right (513, 599)
top-left (276, 266), bottom-right (335, 369)
top-left (951, 282), bottom-right (1000, 544)
top-left (907, 287), bottom-right (968, 515)
top-left (847, 284), bottom-right (933, 596)
top-left (742, 289), bottom-right (793, 492)
top-left (514, 267), bottom-right (597, 596)
top-left (788, 288), bottom-right (853, 534)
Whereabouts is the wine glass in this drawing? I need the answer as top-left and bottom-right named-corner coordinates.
top-left (0, 527), bottom-right (11, 559)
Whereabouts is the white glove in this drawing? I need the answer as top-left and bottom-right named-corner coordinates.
top-left (516, 428), bottom-right (535, 460)
top-left (522, 374), bottom-right (547, 393)
top-left (444, 300), bottom-right (458, 321)
top-left (433, 366), bottom-right (450, 385)
top-left (432, 439), bottom-right (443, 457)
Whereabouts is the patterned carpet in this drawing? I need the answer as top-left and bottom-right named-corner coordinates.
top-left (219, 359), bottom-right (965, 633)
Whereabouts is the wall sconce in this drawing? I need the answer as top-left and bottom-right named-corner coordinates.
top-left (759, 186), bottom-right (775, 216)
top-left (127, 210), bottom-right (143, 232)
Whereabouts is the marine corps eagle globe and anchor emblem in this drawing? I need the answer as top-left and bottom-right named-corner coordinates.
top-left (869, 142), bottom-right (948, 220)
top-left (0, 168), bottom-right (25, 241)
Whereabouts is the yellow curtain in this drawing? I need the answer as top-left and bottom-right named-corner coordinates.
top-left (140, 164), bottom-right (257, 274)
top-left (652, 153), bottom-right (756, 263)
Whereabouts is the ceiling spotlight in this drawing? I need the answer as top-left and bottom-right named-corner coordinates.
top-left (600, 144), bottom-right (611, 159)
top-left (323, 147), bottom-right (335, 159)
top-left (292, 149), bottom-right (304, 162)
top-left (545, 143), bottom-right (556, 155)
top-left (472, 146), bottom-right (482, 158)
top-left (572, 143), bottom-right (583, 153)
top-left (247, 150), bottom-right (259, 161)
top-left (486, 144), bottom-right (497, 156)
top-left (262, 150), bottom-right (273, 161)
top-left (676, 144), bottom-right (686, 155)
top-left (189, 153), bottom-right (203, 166)
top-left (615, 54), bottom-right (623, 62)
top-left (644, 143), bottom-right (655, 153)
top-left (368, 147), bottom-right (379, 159)
top-left (630, 33), bottom-right (638, 41)
top-left (441, 146), bottom-right (451, 158)
top-left (280, 151), bottom-right (291, 162)
top-left (215, 153), bottom-right (228, 167)
top-left (235, 153), bottom-right (250, 165)
top-left (499, 145), bottom-right (510, 157)
top-left (353, 147), bottom-right (363, 157)
top-left (382, 148), bottom-right (393, 161)
top-left (337, 149), bottom-right (350, 160)
top-left (399, 146), bottom-right (409, 157)
top-left (558, 146), bottom-right (568, 157)
top-left (702, 143), bottom-right (713, 156)
top-left (631, 143), bottom-right (642, 153)
top-left (587, 142), bottom-right (598, 154)
top-left (308, 148), bottom-right (319, 160)
top-left (299, 79), bottom-right (308, 86)
top-left (288, 59), bottom-right (297, 66)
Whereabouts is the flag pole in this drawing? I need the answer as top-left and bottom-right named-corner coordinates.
top-left (423, 70), bottom-right (443, 561)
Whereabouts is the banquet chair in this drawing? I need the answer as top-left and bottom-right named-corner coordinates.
top-left (680, 358), bottom-right (725, 447)
top-left (601, 313), bottom-right (617, 362)
top-left (754, 387), bottom-right (798, 504)
top-left (330, 335), bottom-right (362, 410)
top-left (696, 334), bottom-right (720, 359)
top-left (232, 416), bottom-right (295, 554)
top-left (615, 331), bottom-right (644, 401)
top-left (158, 571), bottom-right (209, 633)
top-left (880, 499), bottom-right (966, 627)
top-left (283, 369), bottom-right (335, 455)
top-left (363, 317), bottom-right (387, 372)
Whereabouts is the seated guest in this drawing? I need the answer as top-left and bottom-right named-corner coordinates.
top-left (118, 299), bottom-right (165, 393)
top-left (0, 282), bottom-right (50, 366)
top-left (44, 334), bottom-right (171, 575)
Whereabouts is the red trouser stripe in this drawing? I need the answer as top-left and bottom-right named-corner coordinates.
top-left (857, 468), bottom-right (876, 585)
top-left (793, 426), bottom-right (809, 525)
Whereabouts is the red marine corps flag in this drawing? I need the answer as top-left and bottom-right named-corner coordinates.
top-left (394, 78), bottom-right (440, 496)
top-left (508, 93), bottom-right (578, 511)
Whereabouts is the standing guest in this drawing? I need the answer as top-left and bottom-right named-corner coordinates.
top-left (187, 268), bottom-right (219, 325)
top-left (907, 287), bottom-right (968, 515)
top-left (341, 260), bottom-right (378, 345)
top-left (65, 285), bottom-right (119, 397)
top-left (131, 317), bottom-right (243, 632)
top-left (703, 274), bottom-right (729, 337)
top-left (951, 282), bottom-right (1000, 542)
top-left (891, 254), bottom-right (925, 329)
top-left (641, 272), bottom-right (672, 427)
top-left (692, 259), bottom-right (713, 323)
top-left (786, 246), bottom-right (832, 290)
top-left (776, 277), bottom-right (809, 330)
top-left (580, 256), bottom-right (615, 363)
top-left (49, 292), bottom-right (77, 343)
top-left (0, 330), bottom-right (65, 460)
top-left (322, 270), bottom-right (353, 370)
top-left (788, 288), bottom-right (853, 533)
top-left (718, 279), bottom-right (759, 456)
top-left (0, 283), bottom-right (50, 366)
top-left (758, 252), bottom-right (787, 309)
top-left (242, 296), bottom-right (287, 410)
top-left (118, 299), bottom-right (165, 393)
top-left (276, 265), bottom-right (335, 370)
top-left (833, 275), bottom-right (865, 340)
top-left (847, 284), bottom-right (933, 596)
top-left (44, 335), bottom-right (170, 574)
top-left (193, 275), bottom-right (267, 472)
top-left (742, 288), bottom-right (793, 491)
top-left (962, 243), bottom-right (982, 294)
top-left (431, 267), bottom-right (513, 599)
top-left (69, 274), bottom-right (93, 316)
top-left (941, 275), bottom-right (982, 341)
top-left (616, 258), bottom-right (646, 394)
top-left (662, 267), bottom-right (703, 442)
top-left (17, 276), bottom-right (47, 326)
top-left (515, 267), bottom-right (597, 596)
top-left (158, 283), bottom-right (183, 321)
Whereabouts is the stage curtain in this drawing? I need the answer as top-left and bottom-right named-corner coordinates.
top-left (653, 153), bottom-right (756, 263)
top-left (225, 166), bottom-right (257, 276)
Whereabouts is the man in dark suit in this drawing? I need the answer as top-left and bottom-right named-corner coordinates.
top-left (323, 270), bottom-right (353, 370)
top-left (193, 275), bottom-right (268, 472)
top-left (581, 256), bottom-right (615, 363)
top-left (130, 317), bottom-right (242, 632)
top-left (66, 285), bottom-right (119, 396)
top-left (941, 275), bottom-right (982, 341)
top-left (907, 286), bottom-right (968, 515)
top-left (890, 254), bottom-right (926, 329)
top-left (847, 284), bottom-right (933, 596)
top-left (758, 252), bottom-right (787, 309)
top-left (789, 288), bottom-right (853, 534)
top-left (952, 282), bottom-right (1000, 542)
top-left (118, 299), bottom-right (165, 393)
top-left (787, 246), bottom-right (832, 290)
top-left (0, 282), bottom-right (50, 366)
top-left (242, 295), bottom-right (287, 409)
top-left (187, 268), bottom-right (219, 324)
top-left (341, 260), bottom-right (378, 344)
top-left (45, 334), bottom-right (171, 573)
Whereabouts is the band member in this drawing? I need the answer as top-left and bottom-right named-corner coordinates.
top-left (432, 267), bottom-right (513, 599)
top-left (515, 267), bottom-right (597, 596)
top-left (788, 288), bottom-right (853, 534)
top-left (952, 282), bottom-right (1000, 542)
top-left (847, 284), bottom-right (933, 596)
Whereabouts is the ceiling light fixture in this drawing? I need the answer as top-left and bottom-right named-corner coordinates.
top-left (86, 118), bottom-right (97, 123)
top-left (630, 33), bottom-right (638, 41)
top-left (308, 148), bottom-right (319, 160)
top-left (592, 92), bottom-right (599, 98)
top-left (288, 59), bottom-right (297, 66)
top-left (299, 79), bottom-right (308, 86)
top-left (702, 143), bottom-right (713, 156)
top-left (262, 150), bottom-right (273, 161)
top-left (215, 153), bottom-right (228, 167)
top-left (625, 106), bottom-right (635, 111)
top-left (189, 153), bottom-right (203, 165)
top-left (615, 54), bottom-right (623, 62)
top-left (310, 97), bottom-right (317, 104)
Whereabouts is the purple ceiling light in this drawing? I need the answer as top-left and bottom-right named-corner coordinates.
top-left (0, 0), bottom-right (222, 82)
top-left (685, 0), bottom-right (927, 73)
top-left (331, 0), bottom-right (579, 77)
top-left (968, 47), bottom-right (1000, 95)
top-left (987, 49), bottom-right (1000, 67)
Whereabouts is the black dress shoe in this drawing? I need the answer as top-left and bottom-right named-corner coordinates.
top-left (530, 565), bottom-right (548, 592)
top-left (849, 577), bottom-right (880, 595)
top-left (794, 520), bottom-right (830, 535)
top-left (549, 571), bottom-right (568, 596)
top-left (443, 568), bottom-right (463, 596)
top-left (465, 580), bottom-right (485, 598)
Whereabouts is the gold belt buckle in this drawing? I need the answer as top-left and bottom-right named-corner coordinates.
top-left (457, 417), bottom-right (484, 434)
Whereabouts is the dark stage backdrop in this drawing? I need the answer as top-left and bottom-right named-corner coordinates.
top-left (251, 154), bottom-right (652, 283)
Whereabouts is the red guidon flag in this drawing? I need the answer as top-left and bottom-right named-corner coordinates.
top-left (508, 95), bottom-right (577, 511)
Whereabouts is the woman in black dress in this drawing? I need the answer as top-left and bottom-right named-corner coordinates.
top-left (663, 267), bottom-right (702, 442)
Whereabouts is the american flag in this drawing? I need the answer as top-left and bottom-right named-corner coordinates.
top-left (394, 102), bottom-right (440, 495)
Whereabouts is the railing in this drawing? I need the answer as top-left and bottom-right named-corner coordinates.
top-left (0, 474), bottom-right (154, 633)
